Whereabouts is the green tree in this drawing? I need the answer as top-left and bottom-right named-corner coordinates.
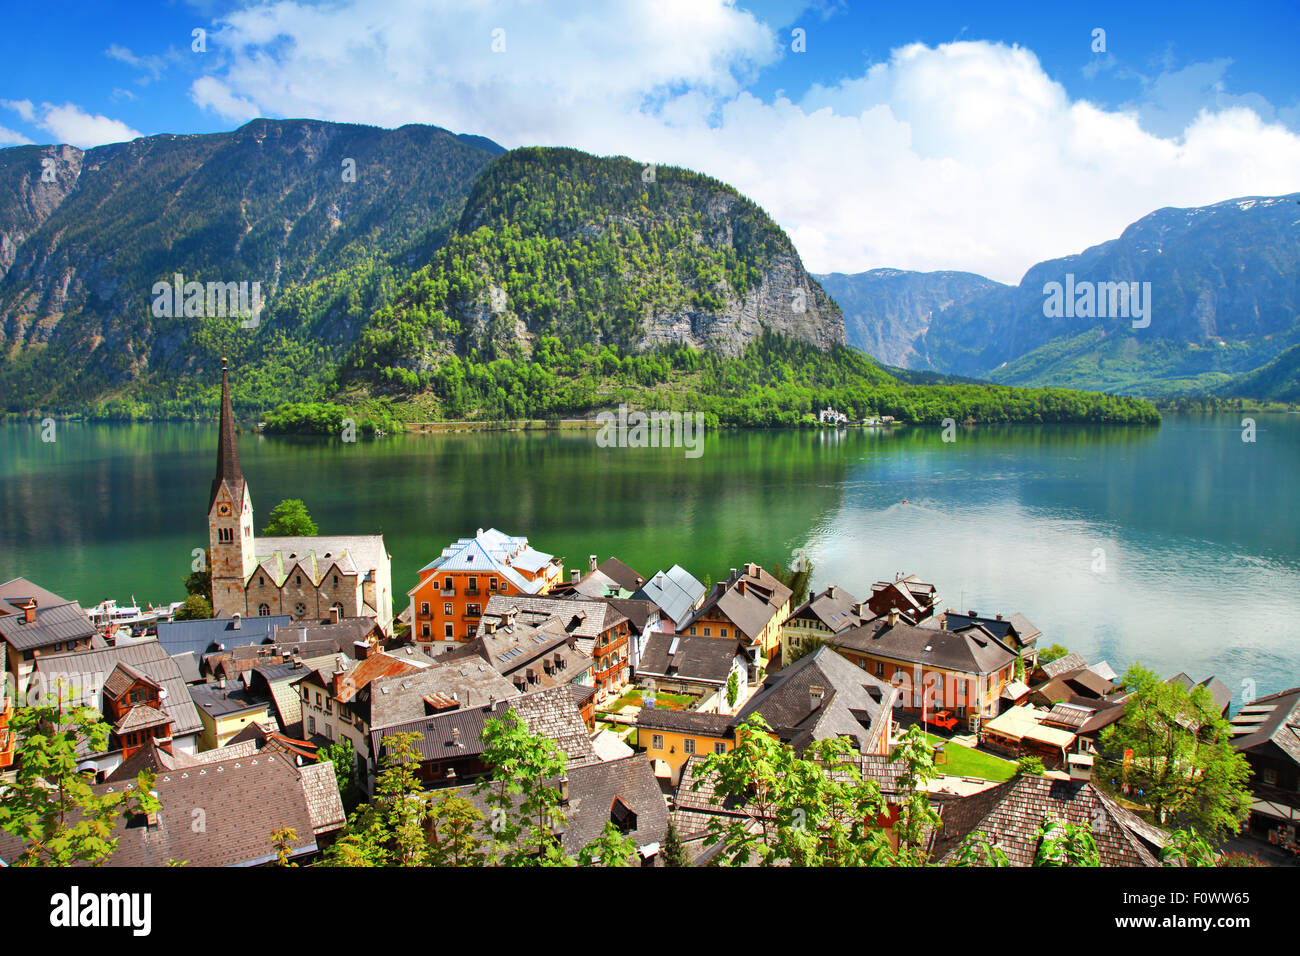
top-left (726, 670), bottom-right (740, 709)
top-left (271, 827), bottom-right (299, 866)
top-left (318, 738), bottom-right (363, 813)
top-left (889, 724), bottom-right (942, 864)
top-left (475, 708), bottom-right (572, 866)
top-left (182, 549), bottom-right (211, 601)
top-left (575, 821), bottom-right (639, 867)
top-left (173, 593), bottom-right (212, 621)
top-left (1038, 644), bottom-right (1070, 665)
top-left (0, 691), bottom-right (160, 866)
top-left (426, 793), bottom-right (487, 867)
top-left (261, 498), bottom-right (319, 536)
top-left (1034, 818), bottom-right (1100, 866)
top-left (949, 831), bottom-right (1010, 867)
top-left (322, 731), bottom-right (427, 866)
top-left (1015, 755), bottom-right (1045, 777)
top-left (1159, 828), bottom-right (1218, 867)
top-left (661, 818), bottom-right (690, 867)
top-left (1096, 664), bottom-right (1251, 840)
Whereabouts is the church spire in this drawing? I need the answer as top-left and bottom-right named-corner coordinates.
top-left (210, 357), bottom-right (245, 509)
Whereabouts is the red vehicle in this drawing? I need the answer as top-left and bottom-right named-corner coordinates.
top-left (931, 710), bottom-right (958, 731)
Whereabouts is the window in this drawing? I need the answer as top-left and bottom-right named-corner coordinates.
top-left (490, 577), bottom-right (498, 591)
top-left (307, 716), bottom-right (316, 734)
top-left (443, 577), bottom-right (453, 591)
top-left (325, 699), bottom-right (333, 715)
top-left (683, 738), bottom-right (696, 755)
top-left (294, 601), bottom-right (307, 618)
top-left (258, 603), bottom-right (270, 616)
top-left (296, 575), bottom-right (301, 586)
top-left (466, 604), bottom-right (480, 618)
top-left (703, 627), bottom-right (711, 636)
top-left (444, 603), bottom-right (452, 615)
top-left (1262, 767), bottom-right (1278, 785)
top-left (301, 687), bottom-right (310, 702)
top-left (720, 628), bottom-right (728, 637)
top-left (652, 734), bottom-right (664, 750)
top-left (444, 623), bottom-right (454, 638)
top-left (421, 623), bottom-right (430, 637)
top-left (714, 742), bottom-right (726, 755)
top-left (315, 693), bottom-right (322, 706)
top-left (875, 661), bottom-right (885, 677)
top-left (467, 576), bottom-right (478, 592)
top-left (420, 602), bottom-right (430, 616)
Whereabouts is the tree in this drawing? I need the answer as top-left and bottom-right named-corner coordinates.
top-left (1038, 644), bottom-right (1070, 665)
top-left (318, 738), bottom-right (363, 813)
top-left (173, 593), bottom-right (212, 621)
top-left (182, 549), bottom-right (211, 600)
top-left (949, 831), bottom-right (1010, 867)
top-left (1096, 664), bottom-right (1251, 840)
top-left (661, 819), bottom-right (690, 867)
top-left (0, 691), bottom-right (159, 866)
top-left (1034, 818), bottom-right (1100, 866)
top-left (786, 634), bottom-right (825, 666)
top-left (271, 827), bottom-right (299, 866)
top-left (322, 731), bottom-right (427, 866)
top-left (261, 498), bottom-right (319, 536)
top-left (692, 714), bottom-right (891, 867)
top-left (1015, 755), bottom-right (1045, 777)
top-left (889, 724), bottom-right (942, 864)
top-left (475, 708), bottom-right (571, 866)
top-left (726, 670), bottom-right (740, 709)
top-left (575, 821), bottom-right (639, 867)
top-left (1159, 828), bottom-right (1218, 867)
top-left (768, 554), bottom-right (813, 608)
top-left (426, 793), bottom-right (486, 867)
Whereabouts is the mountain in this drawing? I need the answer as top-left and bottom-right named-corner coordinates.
top-left (922, 194), bottom-right (1300, 396)
top-left (0, 119), bottom-right (505, 411)
top-left (1219, 342), bottom-right (1300, 402)
top-left (816, 268), bottom-right (1004, 367)
top-left (0, 124), bottom-right (844, 415)
top-left (339, 146), bottom-right (843, 390)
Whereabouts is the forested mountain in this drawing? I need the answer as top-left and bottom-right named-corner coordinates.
top-left (826, 195), bottom-right (1300, 398)
top-left (816, 268), bottom-right (1004, 367)
top-left (0, 118), bottom-right (1159, 427)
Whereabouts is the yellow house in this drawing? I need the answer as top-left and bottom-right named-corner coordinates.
top-left (637, 710), bottom-right (735, 785)
top-left (681, 564), bottom-right (792, 678)
top-left (190, 680), bottom-right (272, 751)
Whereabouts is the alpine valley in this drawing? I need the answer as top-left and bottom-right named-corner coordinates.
top-left (820, 194), bottom-right (1300, 400)
top-left (1, 118), bottom-right (1169, 428)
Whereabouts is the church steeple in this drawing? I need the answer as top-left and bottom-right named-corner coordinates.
top-left (209, 357), bottom-right (245, 510)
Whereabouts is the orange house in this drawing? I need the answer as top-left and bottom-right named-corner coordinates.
top-left (0, 692), bottom-right (15, 769)
top-left (407, 528), bottom-right (564, 645)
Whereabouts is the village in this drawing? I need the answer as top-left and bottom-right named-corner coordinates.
top-left (0, 368), bottom-right (1295, 868)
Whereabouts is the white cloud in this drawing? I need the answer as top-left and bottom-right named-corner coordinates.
top-left (190, 3), bottom-right (1300, 283)
top-left (37, 103), bottom-right (142, 148)
top-left (191, 76), bottom-right (260, 123)
top-left (0, 125), bottom-right (33, 146)
top-left (1, 98), bottom-right (36, 122)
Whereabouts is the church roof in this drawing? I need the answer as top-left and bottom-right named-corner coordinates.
top-left (209, 359), bottom-right (245, 511)
top-left (249, 536), bottom-right (387, 587)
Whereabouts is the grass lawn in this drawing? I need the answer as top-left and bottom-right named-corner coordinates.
top-left (609, 688), bottom-right (695, 712)
top-left (924, 733), bottom-right (1017, 782)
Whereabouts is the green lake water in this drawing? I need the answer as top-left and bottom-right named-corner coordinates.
top-left (1, 414), bottom-right (1296, 703)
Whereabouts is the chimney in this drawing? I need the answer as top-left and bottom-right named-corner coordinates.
top-left (571, 570), bottom-right (581, 585)
top-left (559, 775), bottom-right (570, 806)
top-left (232, 613), bottom-right (242, 630)
top-left (729, 568), bottom-right (738, 581)
top-left (145, 790), bottom-right (160, 828)
top-left (853, 602), bottom-right (867, 618)
top-left (526, 667), bottom-right (537, 685)
top-left (330, 605), bottom-right (341, 624)
top-left (636, 576), bottom-right (644, 588)
top-left (1068, 753), bottom-right (1094, 782)
top-left (589, 555), bottom-right (597, 573)
top-left (218, 677), bottom-right (227, 690)
top-left (995, 613), bottom-right (1003, 621)
top-left (967, 610), bottom-right (976, 617)
top-left (887, 608), bottom-right (899, 627)
top-left (809, 684), bottom-right (826, 710)
top-left (736, 579), bottom-right (746, 596)
top-left (451, 726), bottom-right (463, 748)
top-left (477, 528), bottom-right (484, 537)
top-left (22, 603), bottom-right (35, 624)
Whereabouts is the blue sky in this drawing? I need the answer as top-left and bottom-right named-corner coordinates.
top-left (3, 0), bottom-right (1298, 281)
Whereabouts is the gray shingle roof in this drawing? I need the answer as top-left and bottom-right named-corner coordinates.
top-left (833, 617), bottom-right (1017, 677)
top-left (0, 600), bottom-right (96, 652)
top-left (1230, 687), bottom-right (1300, 765)
top-left (155, 614), bottom-right (292, 657)
top-left (1040, 652), bottom-right (1088, 679)
top-left (633, 565), bottom-right (706, 624)
top-left (685, 564), bottom-right (792, 642)
top-left (638, 633), bottom-right (742, 684)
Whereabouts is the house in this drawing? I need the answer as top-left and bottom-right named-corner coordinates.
top-left (818, 406), bottom-right (848, 425)
top-left (207, 363), bottom-right (394, 634)
top-left (980, 705), bottom-right (1079, 768)
top-left (0, 692), bottom-right (13, 770)
top-left (781, 585), bottom-right (871, 666)
top-left (637, 633), bottom-right (748, 713)
top-left (480, 595), bottom-right (631, 701)
top-left (632, 565), bottom-right (707, 634)
top-left (928, 774), bottom-right (1168, 866)
top-left (1167, 672), bottom-right (1233, 716)
top-left (1038, 696), bottom-right (1129, 752)
top-left (189, 679), bottom-right (274, 751)
top-left (0, 578), bottom-right (98, 700)
top-left (1228, 687), bottom-right (1300, 844)
top-left (407, 528), bottom-right (564, 645)
top-left (154, 613), bottom-right (292, 659)
top-left (605, 597), bottom-right (664, 674)
top-left (0, 749), bottom-right (346, 866)
top-left (440, 614), bottom-right (595, 696)
top-left (867, 574), bottom-right (938, 623)
top-left (679, 563), bottom-right (792, 677)
top-left (1033, 651), bottom-right (1088, 683)
top-left (828, 609), bottom-right (1019, 731)
top-left (638, 646), bottom-right (897, 785)
top-left (554, 555), bottom-right (647, 599)
top-left (245, 654), bottom-right (348, 736)
top-left (1029, 666), bottom-right (1120, 708)
top-left (273, 615), bottom-right (383, 653)
top-left (369, 684), bottom-right (599, 789)
top-left (437, 754), bottom-right (670, 864)
top-left (942, 609), bottom-right (1040, 663)
top-left (30, 639), bottom-right (204, 778)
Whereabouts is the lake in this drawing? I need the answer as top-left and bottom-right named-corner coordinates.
top-left (1, 414), bottom-right (1297, 704)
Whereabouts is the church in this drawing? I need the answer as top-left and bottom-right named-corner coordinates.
top-left (207, 361), bottom-right (394, 635)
